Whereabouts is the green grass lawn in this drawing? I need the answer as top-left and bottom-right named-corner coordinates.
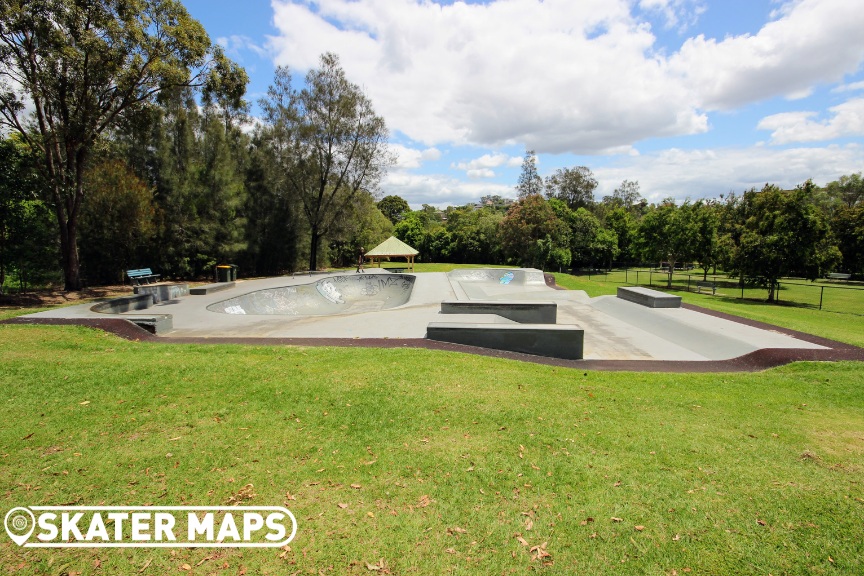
top-left (1, 322), bottom-right (863, 575)
top-left (2, 266), bottom-right (863, 574)
top-left (553, 272), bottom-right (864, 349)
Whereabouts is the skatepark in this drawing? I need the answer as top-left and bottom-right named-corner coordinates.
top-left (14, 268), bottom-right (838, 366)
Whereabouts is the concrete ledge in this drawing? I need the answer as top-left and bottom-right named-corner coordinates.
top-left (190, 281), bottom-right (235, 295)
top-left (617, 286), bottom-right (681, 308)
top-left (125, 315), bottom-right (173, 335)
top-left (134, 283), bottom-right (189, 303)
top-left (426, 322), bottom-right (583, 360)
top-left (440, 300), bottom-right (557, 324)
top-left (90, 294), bottom-right (154, 314)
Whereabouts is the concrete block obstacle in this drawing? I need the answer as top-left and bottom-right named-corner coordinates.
top-left (440, 300), bottom-right (557, 324)
top-left (90, 293), bottom-right (155, 313)
top-left (134, 283), bottom-right (189, 303)
top-left (427, 322), bottom-right (584, 360)
top-left (190, 281), bottom-right (236, 295)
top-left (123, 315), bottom-right (173, 334)
top-left (617, 286), bottom-right (682, 308)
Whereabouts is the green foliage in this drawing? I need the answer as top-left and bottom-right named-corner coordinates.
top-left (832, 204), bottom-right (864, 275)
top-left (0, 0), bottom-right (232, 290)
top-left (638, 199), bottom-right (700, 287)
top-left (260, 55), bottom-right (393, 271)
top-left (515, 149), bottom-right (543, 199)
top-left (79, 158), bottom-right (156, 284)
top-left (544, 166), bottom-right (597, 210)
top-left (499, 194), bottom-right (570, 269)
top-left (0, 137), bottom-right (58, 292)
top-left (733, 183), bottom-right (841, 301)
top-left (377, 195), bottom-right (410, 224)
top-left (445, 206), bottom-right (504, 264)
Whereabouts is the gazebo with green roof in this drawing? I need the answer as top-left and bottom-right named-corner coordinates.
top-left (365, 236), bottom-right (419, 272)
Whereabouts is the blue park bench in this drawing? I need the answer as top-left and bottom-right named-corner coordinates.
top-left (126, 268), bottom-right (161, 286)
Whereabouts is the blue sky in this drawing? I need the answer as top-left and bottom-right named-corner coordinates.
top-left (182, 0), bottom-right (864, 208)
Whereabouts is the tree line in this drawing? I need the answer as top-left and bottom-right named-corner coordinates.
top-left (388, 152), bottom-right (863, 302)
top-left (1, 1), bottom-right (862, 300)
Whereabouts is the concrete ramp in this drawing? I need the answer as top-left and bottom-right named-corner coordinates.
top-left (207, 274), bottom-right (415, 316)
top-left (589, 296), bottom-right (825, 360)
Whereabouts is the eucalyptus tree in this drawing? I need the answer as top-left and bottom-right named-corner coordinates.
top-left (544, 166), bottom-right (597, 210)
top-left (260, 54), bottom-right (393, 271)
top-left (0, 0), bottom-right (243, 290)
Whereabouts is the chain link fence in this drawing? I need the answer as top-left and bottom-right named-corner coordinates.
top-left (578, 269), bottom-right (864, 315)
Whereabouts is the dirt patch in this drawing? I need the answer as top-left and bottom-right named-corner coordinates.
top-left (0, 285), bottom-right (133, 310)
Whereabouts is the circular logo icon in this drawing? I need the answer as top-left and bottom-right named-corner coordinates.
top-left (4, 507), bottom-right (35, 546)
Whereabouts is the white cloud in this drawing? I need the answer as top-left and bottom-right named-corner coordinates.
top-left (452, 152), bottom-right (518, 171)
top-left (466, 169), bottom-right (496, 179)
top-left (217, 35), bottom-right (269, 60)
top-left (383, 170), bottom-right (514, 208)
top-left (268, 0), bottom-right (708, 153)
top-left (832, 81), bottom-right (864, 94)
top-left (269, 0), bottom-right (864, 153)
top-left (670, 0), bottom-right (864, 110)
top-left (390, 144), bottom-right (443, 169)
top-left (757, 98), bottom-right (864, 144)
top-left (638, 0), bottom-right (706, 31)
top-left (593, 143), bottom-right (864, 202)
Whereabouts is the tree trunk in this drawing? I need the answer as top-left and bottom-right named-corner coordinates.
top-left (308, 224), bottom-right (320, 272)
top-left (667, 258), bottom-right (675, 288)
top-left (60, 218), bottom-right (82, 291)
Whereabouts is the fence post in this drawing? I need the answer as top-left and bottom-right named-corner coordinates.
top-left (687, 275), bottom-right (691, 292)
top-left (650, 270), bottom-right (653, 286)
top-left (625, 268), bottom-right (628, 284)
top-left (776, 282), bottom-right (780, 303)
top-left (819, 286), bottom-right (824, 310)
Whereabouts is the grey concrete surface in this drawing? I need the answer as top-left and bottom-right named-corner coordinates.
top-left (427, 322), bottom-right (584, 360)
top-left (440, 300), bottom-right (557, 324)
top-left (617, 286), bottom-right (682, 308)
top-left (21, 268), bottom-right (828, 361)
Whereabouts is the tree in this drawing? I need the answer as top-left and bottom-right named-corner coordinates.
top-left (377, 195), bottom-right (410, 224)
top-left (824, 173), bottom-right (864, 209)
top-left (638, 199), bottom-right (699, 288)
top-left (499, 194), bottom-right (570, 269)
top-left (603, 180), bottom-right (645, 212)
top-left (0, 136), bottom-right (56, 293)
top-left (734, 182), bottom-right (840, 301)
top-left (260, 55), bottom-right (393, 272)
top-left (0, 0), bottom-right (240, 290)
top-left (691, 200), bottom-right (721, 280)
top-left (78, 157), bottom-right (155, 284)
top-left (544, 166), bottom-right (597, 210)
top-left (515, 150), bottom-right (543, 199)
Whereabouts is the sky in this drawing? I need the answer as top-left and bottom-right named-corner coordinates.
top-left (181, 0), bottom-right (864, 208)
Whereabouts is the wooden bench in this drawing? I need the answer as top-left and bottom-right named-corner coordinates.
top-left (827, 273), bottom-right (851, 281)
top-left (126, 268), bottom-right (160, 285)
top-left (696, 280), bottom-right (716, 295)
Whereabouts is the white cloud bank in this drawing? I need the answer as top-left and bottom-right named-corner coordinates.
top-left (757, 98), bottom-right (864, 144)
top-left (268, 0), bottom-right (864, 154)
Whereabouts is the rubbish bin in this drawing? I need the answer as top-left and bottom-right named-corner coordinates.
top-left (229, 264), bottom-right (238, 281)
top-left (216, 265), bottom-right (231, 282)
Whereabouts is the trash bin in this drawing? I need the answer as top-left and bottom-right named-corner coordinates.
top-left (216, 265), bottom-right (231, 282)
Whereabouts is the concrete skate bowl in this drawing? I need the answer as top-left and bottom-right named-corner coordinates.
top-left (448, 268), bottom-right (568, 300)
top-left (207, 274), bottom-right (415, 316)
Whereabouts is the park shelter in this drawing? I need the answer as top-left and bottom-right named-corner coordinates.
top-left (365, 236), bottom-right (419, 271)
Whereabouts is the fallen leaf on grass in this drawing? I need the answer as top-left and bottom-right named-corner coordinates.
top-left (79, 401), bottom-right (90, 405)
top-left (337, 503), bottom-right (348, 509)
top-left (580, 517), bottom-right (594, 526)
top-left (445, 548), bottom-right (456, 554)
top-left (525, 518), bottom-right (534, 531)
top-left (757, 519), bottom-right (767, 526)
top-left (351, 483), bottom-right (362, 489)
top-left (180, 563), bottom-right (191, 571)
top-left (447, 526), bottom-right (467, 535)
top-left (611, 517), bottom-right (623, 523)
top-left (515, 535), bottom-right (529, 546)
top-left (635, 525), bottom-right (645, 531)
top-left (138, 559), bottom-right (152, 573)
top-left (417, 494), bottom-right (431, 508)
top-left (21, 432), bottom-right (34, 440)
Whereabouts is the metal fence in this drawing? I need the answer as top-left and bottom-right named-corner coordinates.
top-left (578, 269), bottom-right (864, 315)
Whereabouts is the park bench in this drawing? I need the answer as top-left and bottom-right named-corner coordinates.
top-left (126, 268), bottom-right (160, 285)
top-left (827, 273), bottom-right (851, 281)
top-left (696, 280), bottom-right (716, 295)
top-left (385, 267), bottom-right (406, 273)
